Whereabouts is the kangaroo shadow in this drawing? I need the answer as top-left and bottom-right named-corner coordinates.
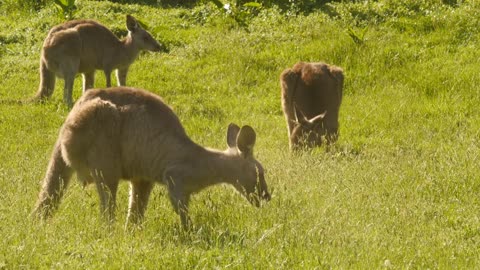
top-left (0, 99), bottom-right (28, 106)
top-left (0, 96), bottom-right (66, 107)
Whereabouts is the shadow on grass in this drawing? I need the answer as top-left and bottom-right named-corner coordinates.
top-left (104, 0), bottom-right (199, 8)
top-left (0, 99), bottom-right (28, 105)
top-left (105, 0), bottom-right (343, 13)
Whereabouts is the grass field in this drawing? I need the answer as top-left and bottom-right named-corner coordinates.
top-left (1, 0), bottom-right (480, 268)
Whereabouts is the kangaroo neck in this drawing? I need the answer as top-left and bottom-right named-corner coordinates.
top-left (182, 146), bottom-right (241, 189)
top-left (119, 35), bottom-right (140, 64)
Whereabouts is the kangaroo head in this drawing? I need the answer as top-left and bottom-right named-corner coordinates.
top-left (126, 15), bottom-right (163, 52)
top-left (226, 123), bottom-right (271, 207)
top-left (290, 104), bottom-right (327, 151)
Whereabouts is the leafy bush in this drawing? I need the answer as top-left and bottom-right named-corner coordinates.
top-left (1, 0), bottom-right (48, 11)
top-left (208, 0), bottom-right (341, 14)
top-left (257, 0), bottom-right (333, 13)
top-left (187, 0), bottom-right (340, 28)
top-left (326, 0), bottom-right (450, 27)
top-left (207, 0), bottom-right (263, 28)
top-left (54, 0), bottom-right (77, 20)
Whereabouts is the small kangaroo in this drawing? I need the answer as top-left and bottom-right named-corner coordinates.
top-left (35, 15), bottom-right (162, 106)
top-left (33, 87), bottom-right (271, 229)
top-left (280, 62), bottom-right (344, 151)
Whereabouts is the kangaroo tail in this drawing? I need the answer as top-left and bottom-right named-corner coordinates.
top-left (33, 60), bottom-right (56, 102)
top-left (33, 137), bottom-right (74, 219)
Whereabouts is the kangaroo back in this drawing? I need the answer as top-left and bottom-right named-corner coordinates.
top-left (61, 87), bottom-right (189, 180)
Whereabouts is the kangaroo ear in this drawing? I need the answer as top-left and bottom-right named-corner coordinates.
top-left (237, 125), bottom-right (256, 156)
top-left (227, 123), bottom-right (241, 148)
top-left (309, 111), bottom-right (327, 124)
top-left (126, 15), bottom-right (139, 32)
top-left (294, 103), bottom-right (310, 126)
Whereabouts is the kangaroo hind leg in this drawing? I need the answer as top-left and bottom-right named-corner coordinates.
top-left (82, 72), bottom-right (95, 93)
top-left (61, 61), bottom-right (79, 107)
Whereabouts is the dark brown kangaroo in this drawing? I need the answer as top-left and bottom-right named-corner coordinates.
top-left (280, 62), bottom-right (344, 151)
top-left (33, 87), bottom-right (270, 229)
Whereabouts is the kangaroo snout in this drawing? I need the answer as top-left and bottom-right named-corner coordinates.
top-left (248, 190), bottom-right (271, 208)
top-left (143, 37), bottom-right (163, 52)
top-left (152, 42), bottom-right (164, 52)
top-left (246, 176), bottom-right (271, 207)
top-left (262, 190), bottom-right (271, 201)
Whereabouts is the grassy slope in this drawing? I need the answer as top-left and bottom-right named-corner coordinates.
top-left (1, 0), bottom-right (480, 268)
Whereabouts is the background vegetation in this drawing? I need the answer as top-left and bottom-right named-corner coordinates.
top-left (0, 0), bottom-right (479, 268)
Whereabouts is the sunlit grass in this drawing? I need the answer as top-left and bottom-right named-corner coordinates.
top-left (1, 0), bottom-right (480, 268)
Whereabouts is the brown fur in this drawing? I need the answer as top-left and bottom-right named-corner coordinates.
top-left (280, 62), bottom-right (344, 151)
top-left (33, 87), bottom-right (270, 229)
top-left (35, 15), bottom-right (162, 107)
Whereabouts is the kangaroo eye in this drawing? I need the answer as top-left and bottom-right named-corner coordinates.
top-left (143, 36), bottom-right (149, 42)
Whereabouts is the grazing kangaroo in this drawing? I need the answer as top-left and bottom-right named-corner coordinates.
top-left (35, 15), bottom-right (162, 106)
top-left (33, 87), bottom-right (271, 229)
top-left (280, 62), bottom-right (344, 151)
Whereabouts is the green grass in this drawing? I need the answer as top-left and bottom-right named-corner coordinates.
top-left (1, 0), bottom-right (480, 268)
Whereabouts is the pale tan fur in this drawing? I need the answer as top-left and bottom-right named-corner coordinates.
top-left (35, 15), bottom-right (162, 106)
top-left (280, 62), bottom-right (344, 151)
top-left (33, 87), bottom-right (270, 229)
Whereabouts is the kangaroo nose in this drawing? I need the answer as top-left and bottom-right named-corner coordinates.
top-left (262, 187), bottom-right (273, 202)
top-left (155, 43), bottom-right (164, 52)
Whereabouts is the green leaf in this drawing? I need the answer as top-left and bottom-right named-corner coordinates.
top-left (243, 2), bottom-right (261, 8)
top-left (346, 26), bottom-right (368, 45)
top-left (54, 0), bottom-right (67, 8)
